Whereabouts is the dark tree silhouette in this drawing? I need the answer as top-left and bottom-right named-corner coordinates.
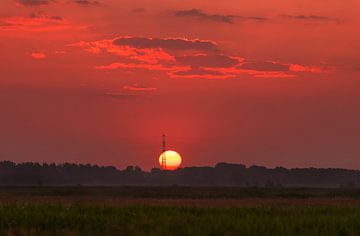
top-left (0, 161), bottom-right (359, 187)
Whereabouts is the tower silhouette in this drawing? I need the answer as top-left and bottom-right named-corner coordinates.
top-left (161, 134), bottom-right (166, 169)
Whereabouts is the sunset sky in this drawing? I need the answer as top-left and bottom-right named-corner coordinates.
top-left (1, 0), bottom-right (360, 170)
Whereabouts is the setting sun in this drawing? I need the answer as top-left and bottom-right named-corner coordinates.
top-left (159, 150), bottom-right (182, 170)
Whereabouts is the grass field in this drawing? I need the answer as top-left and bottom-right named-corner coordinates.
top-left (1, 187), bottom-right (360, 235)
top-left (1, 186), bottom-right (360, 199)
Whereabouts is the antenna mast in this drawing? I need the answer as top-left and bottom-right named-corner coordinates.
top-left (161, 134), bottom-right (166, 169)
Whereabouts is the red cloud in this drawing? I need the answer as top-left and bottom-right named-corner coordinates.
top-left (70, 40), bottom-right (175, 64)
top-left (123, 84), bottom-right (157, 91)
top-left (70, 36), bottom-right (218, 64)
top-left (30, 52), bottom-right (46, 59)
top-left (169, 67), bottom-right (296, 79)
top-left (0, 13), bottom-right (68, 32)
top-left (113, 36), bottom-right (218, 52)
top-left (72, 36), bottom-right (334, 80)
top-left (95, 62), bottom-right (190, 72)
top-left (289, 64), bottom-right (333, 73)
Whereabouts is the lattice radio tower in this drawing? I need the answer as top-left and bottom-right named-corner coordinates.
top-left (161, 134), bottom-right (166, 169)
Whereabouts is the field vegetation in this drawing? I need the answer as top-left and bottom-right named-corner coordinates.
top-left (1, 187), bottom-right (360, 235)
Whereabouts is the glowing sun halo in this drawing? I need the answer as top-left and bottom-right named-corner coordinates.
top-left (159, 150), bottom-right (182, 170)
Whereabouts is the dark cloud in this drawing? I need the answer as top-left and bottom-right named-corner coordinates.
top-left (49, 16), bottom-right (63, 21)
top-left (73, 0), bottom-right (100, 6)
top-left (113, 36), bottom-right (218, 52)
top-left (176, 54), bottom-right (239, 68)
top-left (174, 9), bottom-right (267, 24)
top-left (0, 22), bottom-right (14, 27)
top-left (280, 14), bottom-right (338, 23)
top-left (245, 16), bottom-right (267, 21)
top-left (17, 0), bottom-right (54, 6)
top-left (172, 68), bottom-right (224, 76)
top-left (0, 12), bottom-right (65, 31)
top-left (175, 9), bottom-right (236, 24)
top-left (29, 12), bottom-right (63, 21)
top-left (239, 61), bottom-right (290, 72)
top-left (132, 8), bottom-right (146, 13)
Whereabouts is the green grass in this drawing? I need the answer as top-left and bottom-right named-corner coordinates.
top-left (1, 187), bottom-right (360, 235)
top-left (1, 186), bottom-right (360, 199)
top-left (1, 204), bottom-right (360, 236)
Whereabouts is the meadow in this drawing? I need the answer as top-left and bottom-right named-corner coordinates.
top-left (1, 187), bottom-right (360, 235)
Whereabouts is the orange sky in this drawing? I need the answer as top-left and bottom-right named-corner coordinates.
top-left (1, 0), bottom-right (360, 169)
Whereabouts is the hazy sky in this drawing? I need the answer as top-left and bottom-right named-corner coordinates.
top-left (1, 0), bottom-right (360, 170)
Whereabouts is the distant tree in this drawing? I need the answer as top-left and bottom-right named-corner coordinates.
top-left (0, 160), bottom-right (359, 187)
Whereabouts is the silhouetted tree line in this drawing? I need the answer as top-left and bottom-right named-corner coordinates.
top-left (0, 161), bottom-right (359, 187)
